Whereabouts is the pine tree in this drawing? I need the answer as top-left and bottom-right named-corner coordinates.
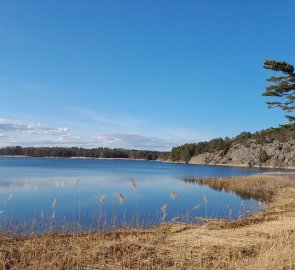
top-left (263, 60), bottom-right (295, 123)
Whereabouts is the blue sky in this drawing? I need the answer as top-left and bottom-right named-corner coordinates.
top-left (0, 1), bottom-right (295, 150)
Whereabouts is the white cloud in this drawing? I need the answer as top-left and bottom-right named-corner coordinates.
top-left (0, 118), bottom-right (196, 151)
top-left (0, 119), bottom-right (73, 147)
top-left (95, 132), bottom-right (178, 150)
top-left (0, 119), bottom-right (69, 135)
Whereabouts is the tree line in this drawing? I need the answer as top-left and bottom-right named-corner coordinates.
top-left (170, 125), bottom-right (294, 163)
top-left (0, 146), bottom-right (170, 160)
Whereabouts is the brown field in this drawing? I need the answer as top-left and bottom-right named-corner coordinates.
top-left (1, 175), bottom-right (295, 270)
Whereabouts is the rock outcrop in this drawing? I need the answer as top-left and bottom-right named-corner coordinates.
top-left (189, 140), bottom-right (295, 168)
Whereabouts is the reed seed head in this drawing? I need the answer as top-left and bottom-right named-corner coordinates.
top-left (161, 204), bottom-right (168, 221)
top-left (192, 204), bottom-right (200, 210)
top-left (99, 195), bottom-right (107, 203)
top-left (115, 192), bottom-right (125, 204)
top-left (130, 179), bottom-right (137, 190)
top-left (52, 198), bottom-right (57, 209)
top-left (170, 192), bottom-right (177, 199)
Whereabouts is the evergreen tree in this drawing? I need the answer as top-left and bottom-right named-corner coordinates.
top-left (263, 60), bottom-right (295, 123)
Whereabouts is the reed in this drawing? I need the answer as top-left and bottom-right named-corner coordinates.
top-left (186, 175), bottom-right (295, 202)
top-left (1, 175), bottom-right (295, 269)
top-left (169, 191), bottom-right (177, 200)
top-left (129, 179), bottom-right (137, 190)
top-left (115, 192), bottom-right (126, 205)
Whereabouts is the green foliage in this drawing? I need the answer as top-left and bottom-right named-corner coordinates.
top-left (170, 143), bottom-right (196, 163)
top-left (233, 132), bottom-right (251, 145)
top-left (0, 146), bottom-right (170, 160)
top-left (263, 59), bottom-right (295, 123)
top-left (258, 148), bottom-right (268, 165)
top-left (169, 125), bottom-right (295, 162)
top-left (170, 137), bottom-right (231, 162)
top-left (253, 124), bottom-right (295, 142)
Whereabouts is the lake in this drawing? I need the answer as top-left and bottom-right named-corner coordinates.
top-left (0, 157), bottom-right (282, 233)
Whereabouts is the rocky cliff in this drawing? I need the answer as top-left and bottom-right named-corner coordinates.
top-left (189, 140), bottom-right (295, 168)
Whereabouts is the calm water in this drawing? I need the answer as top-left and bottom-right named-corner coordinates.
top-left (0, 157), bottom-right (282, 231)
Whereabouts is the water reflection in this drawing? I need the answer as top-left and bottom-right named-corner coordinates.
top-left (183, 177), bottom-right (267, 204)
top-left (0, 158), bottom-right (277, 233)
top-left (0, 178), bottom-right (67, 192)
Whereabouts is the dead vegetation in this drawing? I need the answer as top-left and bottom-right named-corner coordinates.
top-left (1, 175), bottom-right (295, 269)
top-left (188, 174), bottom-right (295, 202)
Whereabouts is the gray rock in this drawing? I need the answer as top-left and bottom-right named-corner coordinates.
top-left (189, 140), bottom-right (295, 168)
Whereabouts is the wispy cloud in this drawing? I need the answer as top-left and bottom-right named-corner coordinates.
top-left (0, 119), bottom-right (73, 147)
top-left (0, 119), bottom-right (69, 135)
top-left (0, 118), bottom-right (180, 150)
top-left (19, 132), bottom-right (177, 150)
top-left (0, 118), bottom-right (198, 150)
top-left (0, 133), bottom-right (8, 138)
top-left (95, 132), bottom-right (178, 150)
top-left (64, 106), bottom-right (144, 128)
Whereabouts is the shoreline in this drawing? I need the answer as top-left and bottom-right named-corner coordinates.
top-left (156, 158), bottom-right (295, 170)
top-left (2, 175), bottom-right (295, 269)
top-left (0, 155), bottom-right (147, 161)
top-left (190, 161), bottom-right (295, 170)
top-left (1, 155), bottom-right (295, 170)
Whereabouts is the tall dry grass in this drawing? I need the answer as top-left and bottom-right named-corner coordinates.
top-left (185, 175), bottom-right (295, 202)
top-left (1, 175), bottom-right (295, 269)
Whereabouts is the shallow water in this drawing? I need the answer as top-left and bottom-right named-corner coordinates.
top-left (0, 157), bottom-right (284, 232)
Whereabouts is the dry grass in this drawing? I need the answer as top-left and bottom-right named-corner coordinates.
top-left (188, 174), bottom-right (295, 202)
top-left (1, 175), bottom-right (295, 270)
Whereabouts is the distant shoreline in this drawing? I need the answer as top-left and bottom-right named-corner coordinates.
top-left (156, 159), bottom-right (295, 170)
top-left (0, 155), bottom-right (147, 161)
top-left (1, 155), bottom-right (295, 170)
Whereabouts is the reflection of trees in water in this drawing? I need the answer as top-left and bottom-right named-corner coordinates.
top-left (182, 176), bottom-right (292, 202)
top-left (183, 178), bottom-right (254, 201)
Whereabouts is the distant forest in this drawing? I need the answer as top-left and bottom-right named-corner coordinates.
top-left (1, 125), bottom-right (294, 162)
top-left (0, 146), bottom-right (170, 160)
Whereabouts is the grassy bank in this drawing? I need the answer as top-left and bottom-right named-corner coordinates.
top-left (1, 175), bottom-right (295, 269)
